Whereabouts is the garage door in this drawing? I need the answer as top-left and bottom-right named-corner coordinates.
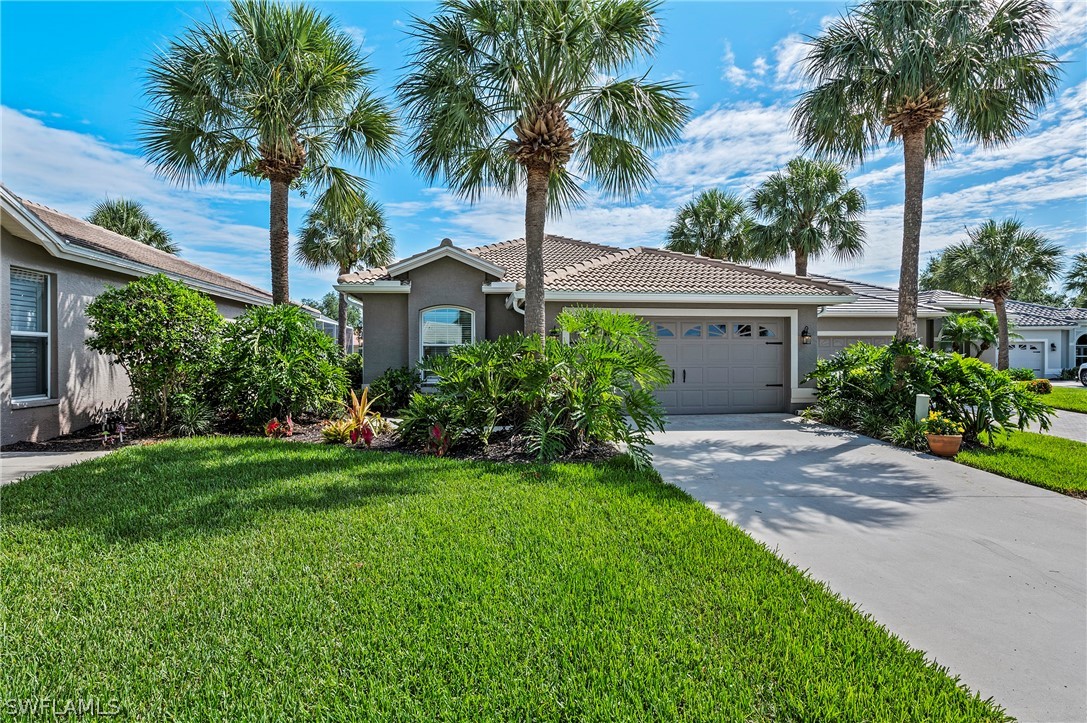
top-left (651, 318), bottom-right (786, 414)
top-left (818, 335), bottom-right (893, 360)
top-left (1009, 342), bottom-right (1044, 377)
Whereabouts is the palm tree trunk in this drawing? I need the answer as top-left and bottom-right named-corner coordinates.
top-left (896, 127), bottom-right (927, 342)
top-left (337, 266), bottom-right (349, 352)
top-left (270, 179), bottom-right (291, 305)
top-left (993, 294), bottom-right (1010, 370)
top-left (794, 246), bottom-right (808, 277)
top-left (523, 165), bottom-right (549, 338)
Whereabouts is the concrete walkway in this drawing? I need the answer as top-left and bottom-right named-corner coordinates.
top-left (1037, 410), bottom-right (1086, 442)
top-left (1, 449), bottom-right (112, 485)
top-left (651, 414), bottom-right (1086, 723)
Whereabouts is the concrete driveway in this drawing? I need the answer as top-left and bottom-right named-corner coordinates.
top-left (1, 450), bottom-right (112, 485)
top-left (651, 414), bottom-right (1086, 723)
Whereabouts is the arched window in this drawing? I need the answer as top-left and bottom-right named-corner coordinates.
top-left (1076, 333), bottom-right (1087, 367)
top-left (420, 307), bottom-right (474, 360)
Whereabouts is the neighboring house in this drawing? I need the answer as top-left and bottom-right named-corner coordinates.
top-left (1, 186), bottom-right (272, 445)
top-left (1000, 300), bottom-right (1087, 377)
top-left (337, 235), bottom-right (854, 414)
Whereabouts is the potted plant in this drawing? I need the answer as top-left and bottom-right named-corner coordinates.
top-left (923, 411), bottom-right (965, 457)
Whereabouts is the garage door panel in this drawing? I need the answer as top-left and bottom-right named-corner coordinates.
top-left (651, 316), bottom-right (788, 414)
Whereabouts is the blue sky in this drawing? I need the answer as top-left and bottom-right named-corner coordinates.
top-left (2, 0), bottom-right (1085, 302)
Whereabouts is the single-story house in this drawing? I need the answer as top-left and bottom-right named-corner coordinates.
top-left (812, 278), bottom-right (1086, 378)
top-left (336, 235), bottom-right (855, 414)
top-left (1, 185), bottom-right (273, 445)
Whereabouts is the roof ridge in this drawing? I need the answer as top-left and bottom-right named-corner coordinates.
top-left (467, 234), bottom-right (621, 256)
top-left (636, 247), bottom-right (850, 295)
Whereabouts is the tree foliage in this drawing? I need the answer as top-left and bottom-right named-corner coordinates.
top-left (937, 310), bottom-right (1004, 358)
top-left (664, 189), bottom-right (753, 262)
top-left (86, 198), bottom-right (180, 255)
top-left (86, 274), bottom-right (223, 430)
top-left (1065, 252), bottom-right (1087, 308)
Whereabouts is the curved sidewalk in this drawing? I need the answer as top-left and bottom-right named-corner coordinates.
top-left (652, 414), bottom-right (1086, 723)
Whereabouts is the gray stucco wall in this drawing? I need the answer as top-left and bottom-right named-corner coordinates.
top-left (2, 228), bottom-right (252, 445)
top-left (487, 294), bottom-right (523, 339)
top-left (358, 293), bottom-right (409, 384)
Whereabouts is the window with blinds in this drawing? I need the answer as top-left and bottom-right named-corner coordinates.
top-left (10, 268), bottom-right (50, 399)
top-left (420, 307), bottom-right (473, 360)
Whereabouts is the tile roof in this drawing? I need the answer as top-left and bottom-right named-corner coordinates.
top-left (22, 199), bottom-right (272, 302)
top-left (341, 235), bottom-right (851, 297)
top-left (1005, 299), bottom-right (1087, 327)
top-left (811, 274), bottom-right (947, 316)
top-left (917, 289), bottom-right (993, 309)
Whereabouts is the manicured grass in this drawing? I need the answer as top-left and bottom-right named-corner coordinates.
top-left (957, 431), bottom-right (1087, 495)
top-left (1046, 386), bottom-right (1087, 414)
top-left (1, 439), bottom-right (1007, 721)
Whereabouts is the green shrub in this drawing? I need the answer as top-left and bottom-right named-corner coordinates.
top-left (168, 394), bottom-right (216, 437)
top-left (1059, 367), bottom-right (1077, 381)
top-left (342, 352), bottom-right (364, 391)
top-left (1025, 378), bottom-right (1053, 394)
top-left (805, 340), bottom-right (1052, 445)
top-left (1007, 367), bottom-right (1035, 381)
top-left (368, 366), bottom-right (421, 415)
top-left (217, 305), bottom-right (347, 424)
top-left (396, 309), bottom-right (670, 467)
top-left (887, 419), bottom-right (928, 451)
top-left (86, 274), bottom-right (223, 431)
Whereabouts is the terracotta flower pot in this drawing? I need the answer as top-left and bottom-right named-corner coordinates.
top-left (926, 433), bottom-right (963, 458)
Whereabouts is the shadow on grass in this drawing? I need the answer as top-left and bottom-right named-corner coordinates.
top-left (1, 438), bottom-right (440, 543)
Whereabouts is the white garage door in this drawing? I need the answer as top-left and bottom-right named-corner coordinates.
top-left (1009, 342), bottom-right (1044, 377)
top-left (651, 318), bottom-right (786, 414)
top-left (818, 335), bottom-right (893, 360)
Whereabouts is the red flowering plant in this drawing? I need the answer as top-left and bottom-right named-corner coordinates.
top-left (427, 423), bottom-right (450, 457)
top-left (264, 415), bottom-right (294, 438)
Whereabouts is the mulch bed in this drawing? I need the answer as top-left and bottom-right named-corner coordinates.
top-left (3, 419), bottom-right (620, 465)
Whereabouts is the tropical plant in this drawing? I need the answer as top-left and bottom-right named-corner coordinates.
top-left (1066, 252), bottom-right (1087, 307)
top-left (665, 189), bottom-right (753, 261)
top-left (1007, 367), bottom-right (1036, 382)
top-left (321, 417), bottom-right (355, 444)
top-left (399, 0), bottom-right (689, 336)
top-left (368, 366), bottom-right (421, 416)
top-left (86, 198), bottom-right (179, 254)
top-left (141, 0), bottom-right (398, 304)
top-left (297, 192), bottom-right (394, 350)
top-left (217, 304), bottom-right (348, 424)
top-left (922, 410), bottom-right (963, 436)
top-left (264, 416), bottom-right (294, 438)
top-left (168, 394), bottom-right (216, 437)
top-left (748, 157), bottom-right (866, 276)
top-left (341, 352), bottom-right (364, 391)
top-left (85, 274), bottom-right (223, 431)
top-left (794, 0), bottom-right (1060, 341)
top-left (940, 219), bottom-right (1063, 369)
top-left (938, 310), bottom-right (1002, 358)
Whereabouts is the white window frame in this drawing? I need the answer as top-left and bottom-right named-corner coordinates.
top-left (419, 305), bottom-right (475, 363)
top-left (10, 267), bottom-right (52, 400)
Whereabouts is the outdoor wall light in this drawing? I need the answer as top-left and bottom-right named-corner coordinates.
top-left (801, 326), bottom-right (812, 345)
top-left (1050, 343), bottom-right (1057, 352)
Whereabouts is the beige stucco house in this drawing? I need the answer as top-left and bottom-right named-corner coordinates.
top-left (1, 186), bottom-right (272, 445)
top-left (337, 235), bottom-right (855, 414)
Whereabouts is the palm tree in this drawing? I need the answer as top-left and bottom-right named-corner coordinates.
top-left (297, 192), bottom-right (394, 351)
top-left (664, 189), bottom-right (753, 262)
top-left (794, 0), bottom-right (1059, 341)
top-left (141, 0), bottom-right (397, 305)
top-left (938, 310), bottom-right (1001, 358)
top-left (86, 198), bottom-right (180, 255)
top-left (941, 219), bottom-right (1063, 370)
top-left (398, 0), bottom-right (689, 337)
top-left (1065, 252), bottom-right (1087, 307)
top-left (748, 157), bottom-right (865, 277)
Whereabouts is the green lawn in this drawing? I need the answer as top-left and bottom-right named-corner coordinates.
top-left (1046, 386), bottom-right (1087, 414)
top-left (957, 431), bottom-right (1087, 495)
top-left (1, 439), bottom-right (1007, 721)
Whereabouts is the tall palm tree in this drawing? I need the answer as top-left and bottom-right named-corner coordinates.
top-left (941, 219), bottom-right (1063, 370)
top-left (141, 0), bottom-right (398, 305)
top-left (1065, 252), bottom-right (1087, 307)
top-left (86, 198), bottom-right (180, 255)
top-left (748, 157), bottom-right (866, 277)
top-left (664, 189), bottom-right (753, 262)
top-left (398, 0), bottom-right (689, 337)
top-left (794, 0), bottom-right (1059, 341)
top-left (297, 192), bottom-right (394, 351)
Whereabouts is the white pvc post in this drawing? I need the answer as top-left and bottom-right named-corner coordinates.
top-left (915, 394), bottom-right (931, 423)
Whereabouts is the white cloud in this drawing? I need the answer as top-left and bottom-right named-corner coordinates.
top-left (772, 33), bottom-right (810, 92)
top-left (752, 56), bottom-right (770, 77)
top-left (720, 42), bottom-right (759, 88)
top-left (1050, 0), bottom-right (1087, 49)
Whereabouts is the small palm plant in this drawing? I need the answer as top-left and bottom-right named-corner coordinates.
top-left (748, 157), bottom-right (866, 277)
top-left (399, 0), bottom-right (689, 337)
top-left (938, 310), bottom-right (1005, 358)
top-left (665, 189), bottom-right (753, 262)
top-left (297, 193), bottom-right (394, 351)
top-left (794, 0), bottom-right (1059, 341)
top-left (941, 219), bottom-right (1063, 370)
top-left (141, 0), bottom-right (398, 304)
top-left (86, 198), bottom-right (179, 254)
